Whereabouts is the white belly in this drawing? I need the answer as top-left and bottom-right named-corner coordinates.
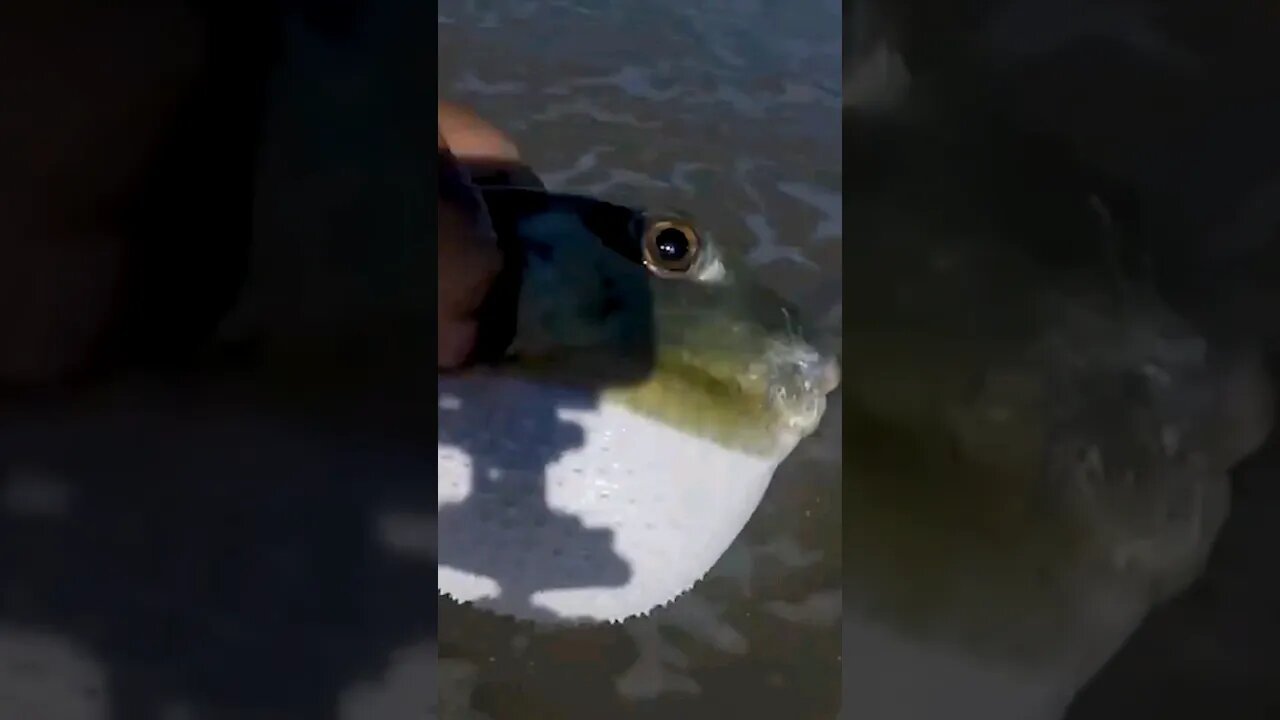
top-left (438, 375), bottom-right (792, 623)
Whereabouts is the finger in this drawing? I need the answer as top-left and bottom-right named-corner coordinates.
top-left (439, 320), bottom-right (479, 369)
top-left (438, 196), bottom-right (501, 313)
top-left (438, 100), bottom-right (521, 162)
top-left (439, 146), bottom-right (496, 245)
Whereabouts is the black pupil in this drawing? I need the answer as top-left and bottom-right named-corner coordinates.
top-left (655, 228), bottom-right (691, 264)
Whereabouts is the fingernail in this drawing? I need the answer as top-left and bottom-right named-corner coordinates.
top-left (484, 136), bottom-right (522, 163)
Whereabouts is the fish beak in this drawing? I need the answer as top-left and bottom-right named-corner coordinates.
top-left (767, 343), bottom-right (841, 436)
top-left (815, 353), bottom-right (842, 395)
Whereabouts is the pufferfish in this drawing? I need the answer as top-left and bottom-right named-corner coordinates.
top-left (437, 181), bottom-right (840, 624)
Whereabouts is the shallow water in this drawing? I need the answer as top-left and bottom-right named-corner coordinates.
top-left (438, 0), bottom-right (842, 717)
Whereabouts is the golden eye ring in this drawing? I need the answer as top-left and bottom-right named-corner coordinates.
top-left (641, 218), bottom-right (700, 277)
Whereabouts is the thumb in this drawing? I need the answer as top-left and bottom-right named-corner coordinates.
top-left (438, 101), bottom-right (521, 163)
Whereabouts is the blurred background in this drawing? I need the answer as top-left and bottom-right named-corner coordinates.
top-left (847, 0), bottom-right (1280, 717)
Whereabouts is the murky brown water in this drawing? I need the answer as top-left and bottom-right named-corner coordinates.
top-left (438, 0), bottom-right (842, 717)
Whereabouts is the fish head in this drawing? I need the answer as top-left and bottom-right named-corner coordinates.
top-left (497, 192), bottom-right (841, 457)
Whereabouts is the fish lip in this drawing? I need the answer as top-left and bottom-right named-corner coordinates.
top-left (763, 341), bottom-right (842, 436)
top-left (814, 353), bottom-right (842, 395)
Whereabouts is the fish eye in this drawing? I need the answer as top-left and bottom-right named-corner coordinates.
top-left (642, 219), bottom-right (700, 277)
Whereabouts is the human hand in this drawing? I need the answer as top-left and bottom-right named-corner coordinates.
top-left (437, 101), bottom-right (520, 369)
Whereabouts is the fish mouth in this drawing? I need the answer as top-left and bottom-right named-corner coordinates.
top-left (614, 331), bottom-right (840, 456)
top-left (758, 339), bottom-right (842, 437)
